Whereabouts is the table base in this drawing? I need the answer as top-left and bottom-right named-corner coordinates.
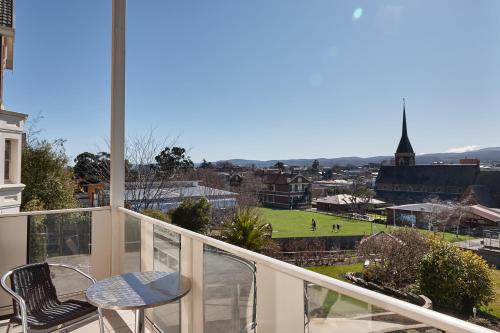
top-left (135, 309), bottom-right (145, 333)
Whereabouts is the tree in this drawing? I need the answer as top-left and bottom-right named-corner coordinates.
top-left (357, 228), bottom-right (430, 289)
top-left (418, 236), bottom-right (495, 314)
top-left (73, 151), bottom-right (110, 184)
top-left (199, 159), bottom-right (213, 169)
top-left (422, 196), bottom-right (474, 235)
top-left (273, 161), bottom-right (285, 170)
top-left (322, 168), bottom-right (333, 180)
top-left (169, 198), bottom-right (211, 233)
top-left (116, 131), bottom-right (193, 211)
top-left (311, 159), bottom-right (320, 172)
top-left (22, 139), bottom-right (78, 211)
top-left (215, 160), bottom-right (236, 170)
top-left (142, 209), bottom-right (170, 222)
top-left (155, 146), bottom-right (194, 176)
top-left (343, 176), bottom-right (375, 215)
top-left (221, 207), bottom-right (272, 252)
top-left (24, 197), bottom-right (47, 262)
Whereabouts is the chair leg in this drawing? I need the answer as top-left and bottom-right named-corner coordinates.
top-left (98, 308), bottom-right (105, 333)
top-left (5, 322), bottom-right (12, 333)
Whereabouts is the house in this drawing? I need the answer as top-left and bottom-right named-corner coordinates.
top-left (0, 2), bottom-right (26, 214)
top-left (258, 170), bottom-right (312, 209)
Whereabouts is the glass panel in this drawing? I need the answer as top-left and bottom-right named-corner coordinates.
top-left (204, 245), bottom-right (256, 333)
top-left (153, 225), bottom-right (181, 333)
top-left (123, 214), bottom-right (141, 272)
top-left (305, 282), bottom-right (442, 333)
top-left (27, 211), bottom-right (91, 296)
top-left (4, 139), bottom-right (11, 181)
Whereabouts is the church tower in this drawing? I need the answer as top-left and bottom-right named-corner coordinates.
top-left (395, 100), bottom-right (415, 166)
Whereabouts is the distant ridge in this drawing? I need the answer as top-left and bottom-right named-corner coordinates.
top-left (215, 147), bottom-right (500, 168)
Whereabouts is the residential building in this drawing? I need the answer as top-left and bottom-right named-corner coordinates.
top-left (0, 1), bottom-right (26, 214)
top-left (258, 170), bottom-right (312, 209)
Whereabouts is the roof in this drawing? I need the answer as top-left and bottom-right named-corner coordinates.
top-left (468, 205), bottom-right (500, 223)
top-left (317, 194), bottom-right (385, 206)
top-left (463, 185), bottom-right (497, 208)
top-left (475, 170), bottom-right (500, 206)
top-left (395, 107), bottom-right (414, 154)
top-left (386, 203), bottom-right (450, 213)
top-left (0, 0), bottom-right (12, 29)
top-left (263, 172), bottom-right (310, 185)
top-left (124, 183), bottom-right (236, 202)
top-left (359, 231), bottom-right (404, 245)
top-left (377, 164), bottom-right (480, 187)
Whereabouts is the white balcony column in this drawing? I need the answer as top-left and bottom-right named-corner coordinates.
top-left (180, 236), bottom-right (204, 333)
top-left (256, 264), bottom-right (305, 333)
top-left (110, 0), bottom-right (126, 275)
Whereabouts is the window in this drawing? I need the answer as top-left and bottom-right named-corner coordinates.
top-left (4, 140), bottom-right (11, 182)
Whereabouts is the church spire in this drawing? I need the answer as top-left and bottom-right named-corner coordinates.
top-left (402, 98), bottom-right (408, 138)
top-left (395, 98), bottom-right (416, 166)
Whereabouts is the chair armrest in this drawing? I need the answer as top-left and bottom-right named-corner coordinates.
top-left (1, 270), bottom-right (29, 332)
top-left (48, 263), bottom-right (97, 283)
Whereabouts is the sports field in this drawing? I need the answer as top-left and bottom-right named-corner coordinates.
top-left (259, 207), bottom-right (474, 243)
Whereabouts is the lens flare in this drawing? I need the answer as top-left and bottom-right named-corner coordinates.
top-left (352, 8), bottom-right (363, 21)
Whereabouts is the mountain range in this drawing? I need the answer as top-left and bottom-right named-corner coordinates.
top-left (217, 147), bottom-right (500, 168)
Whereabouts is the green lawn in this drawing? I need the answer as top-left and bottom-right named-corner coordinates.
top-left (307, 263), bottom-right (364, 282)
top-left (259, 207), bottom-right (474, 243)
top-left (482, 269), bottom-right (500, 317)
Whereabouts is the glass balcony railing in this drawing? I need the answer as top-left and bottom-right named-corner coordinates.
top-left (0, 206), bottom-right (495, 332)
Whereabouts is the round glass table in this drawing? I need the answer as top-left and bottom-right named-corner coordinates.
top-left (86, 271), bottom-right (191, 333)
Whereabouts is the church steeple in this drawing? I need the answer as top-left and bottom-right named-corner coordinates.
top-left (395, 99), bottom-right (416, 166)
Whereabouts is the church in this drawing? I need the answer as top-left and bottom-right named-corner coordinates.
top-left (375, 104), bottom-right (500, 207)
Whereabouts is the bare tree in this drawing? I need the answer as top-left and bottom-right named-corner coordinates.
top-left (343, 176), bottom-right (375, 215)
top-left (95, 131), bottom-right (194, 211)
top-left (235, 171), bottom-right (264, 207)
top-left (357, 228), bottom-right (430, 289)
top-left (422, 196), bottom-right (473, 235)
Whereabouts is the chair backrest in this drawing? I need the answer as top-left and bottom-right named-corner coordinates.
top-left (9, 263), bottom-right (60, 317)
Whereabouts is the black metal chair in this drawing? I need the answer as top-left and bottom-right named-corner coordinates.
top-left (1, 262), bottom-right (104, 333)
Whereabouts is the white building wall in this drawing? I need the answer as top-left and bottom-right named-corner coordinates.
top-left (0, 110), bottom-right (27, 214)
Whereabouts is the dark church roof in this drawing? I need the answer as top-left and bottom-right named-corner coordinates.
top-left (475, 170), bottom-right (500, 207)
top-left (464, 185), bottom-right (498, 208)
top-left (377, 164), bottom-right (480, 187)
top-left (395, 106), bottom-right (414, 154)
top-left (0, 0), bottom-right (13, 28)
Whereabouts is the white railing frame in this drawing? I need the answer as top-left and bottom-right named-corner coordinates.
top-left (0, 206), bottom-right (111, 219)
top-left (119, 206), bottom-right (495, 333)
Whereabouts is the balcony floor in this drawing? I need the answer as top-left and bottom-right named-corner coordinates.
top-left (0, 309), bottom-right (152, 333)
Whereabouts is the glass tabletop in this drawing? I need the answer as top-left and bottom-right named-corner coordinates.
top-left (85, 271), bottom-right (191, 310)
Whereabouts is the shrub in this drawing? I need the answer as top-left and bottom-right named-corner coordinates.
top-left (221, 207), bottom-right (272, 252)
top-left (142, 209), bottom-right (170, 222)
top-left (418, 236), bottom-right (495, 314)
top-left (169, 198), bottom-right (211, 233)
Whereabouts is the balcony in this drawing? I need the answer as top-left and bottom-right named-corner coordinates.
top-left (0, 207), bottom-right (495, 333)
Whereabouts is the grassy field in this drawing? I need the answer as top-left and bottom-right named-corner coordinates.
top-left (482, 269), bottom-right (500, 317)
top-left (259, 207), bottom-right (474, 242)
top-left (307, 263), bottom-right (364, 282)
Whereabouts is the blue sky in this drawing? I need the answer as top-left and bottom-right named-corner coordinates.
top-left (4, 0), bottom-right (500, 162)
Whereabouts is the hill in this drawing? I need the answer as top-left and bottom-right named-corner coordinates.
top-left (218, 147), bottom-right (500, 167)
